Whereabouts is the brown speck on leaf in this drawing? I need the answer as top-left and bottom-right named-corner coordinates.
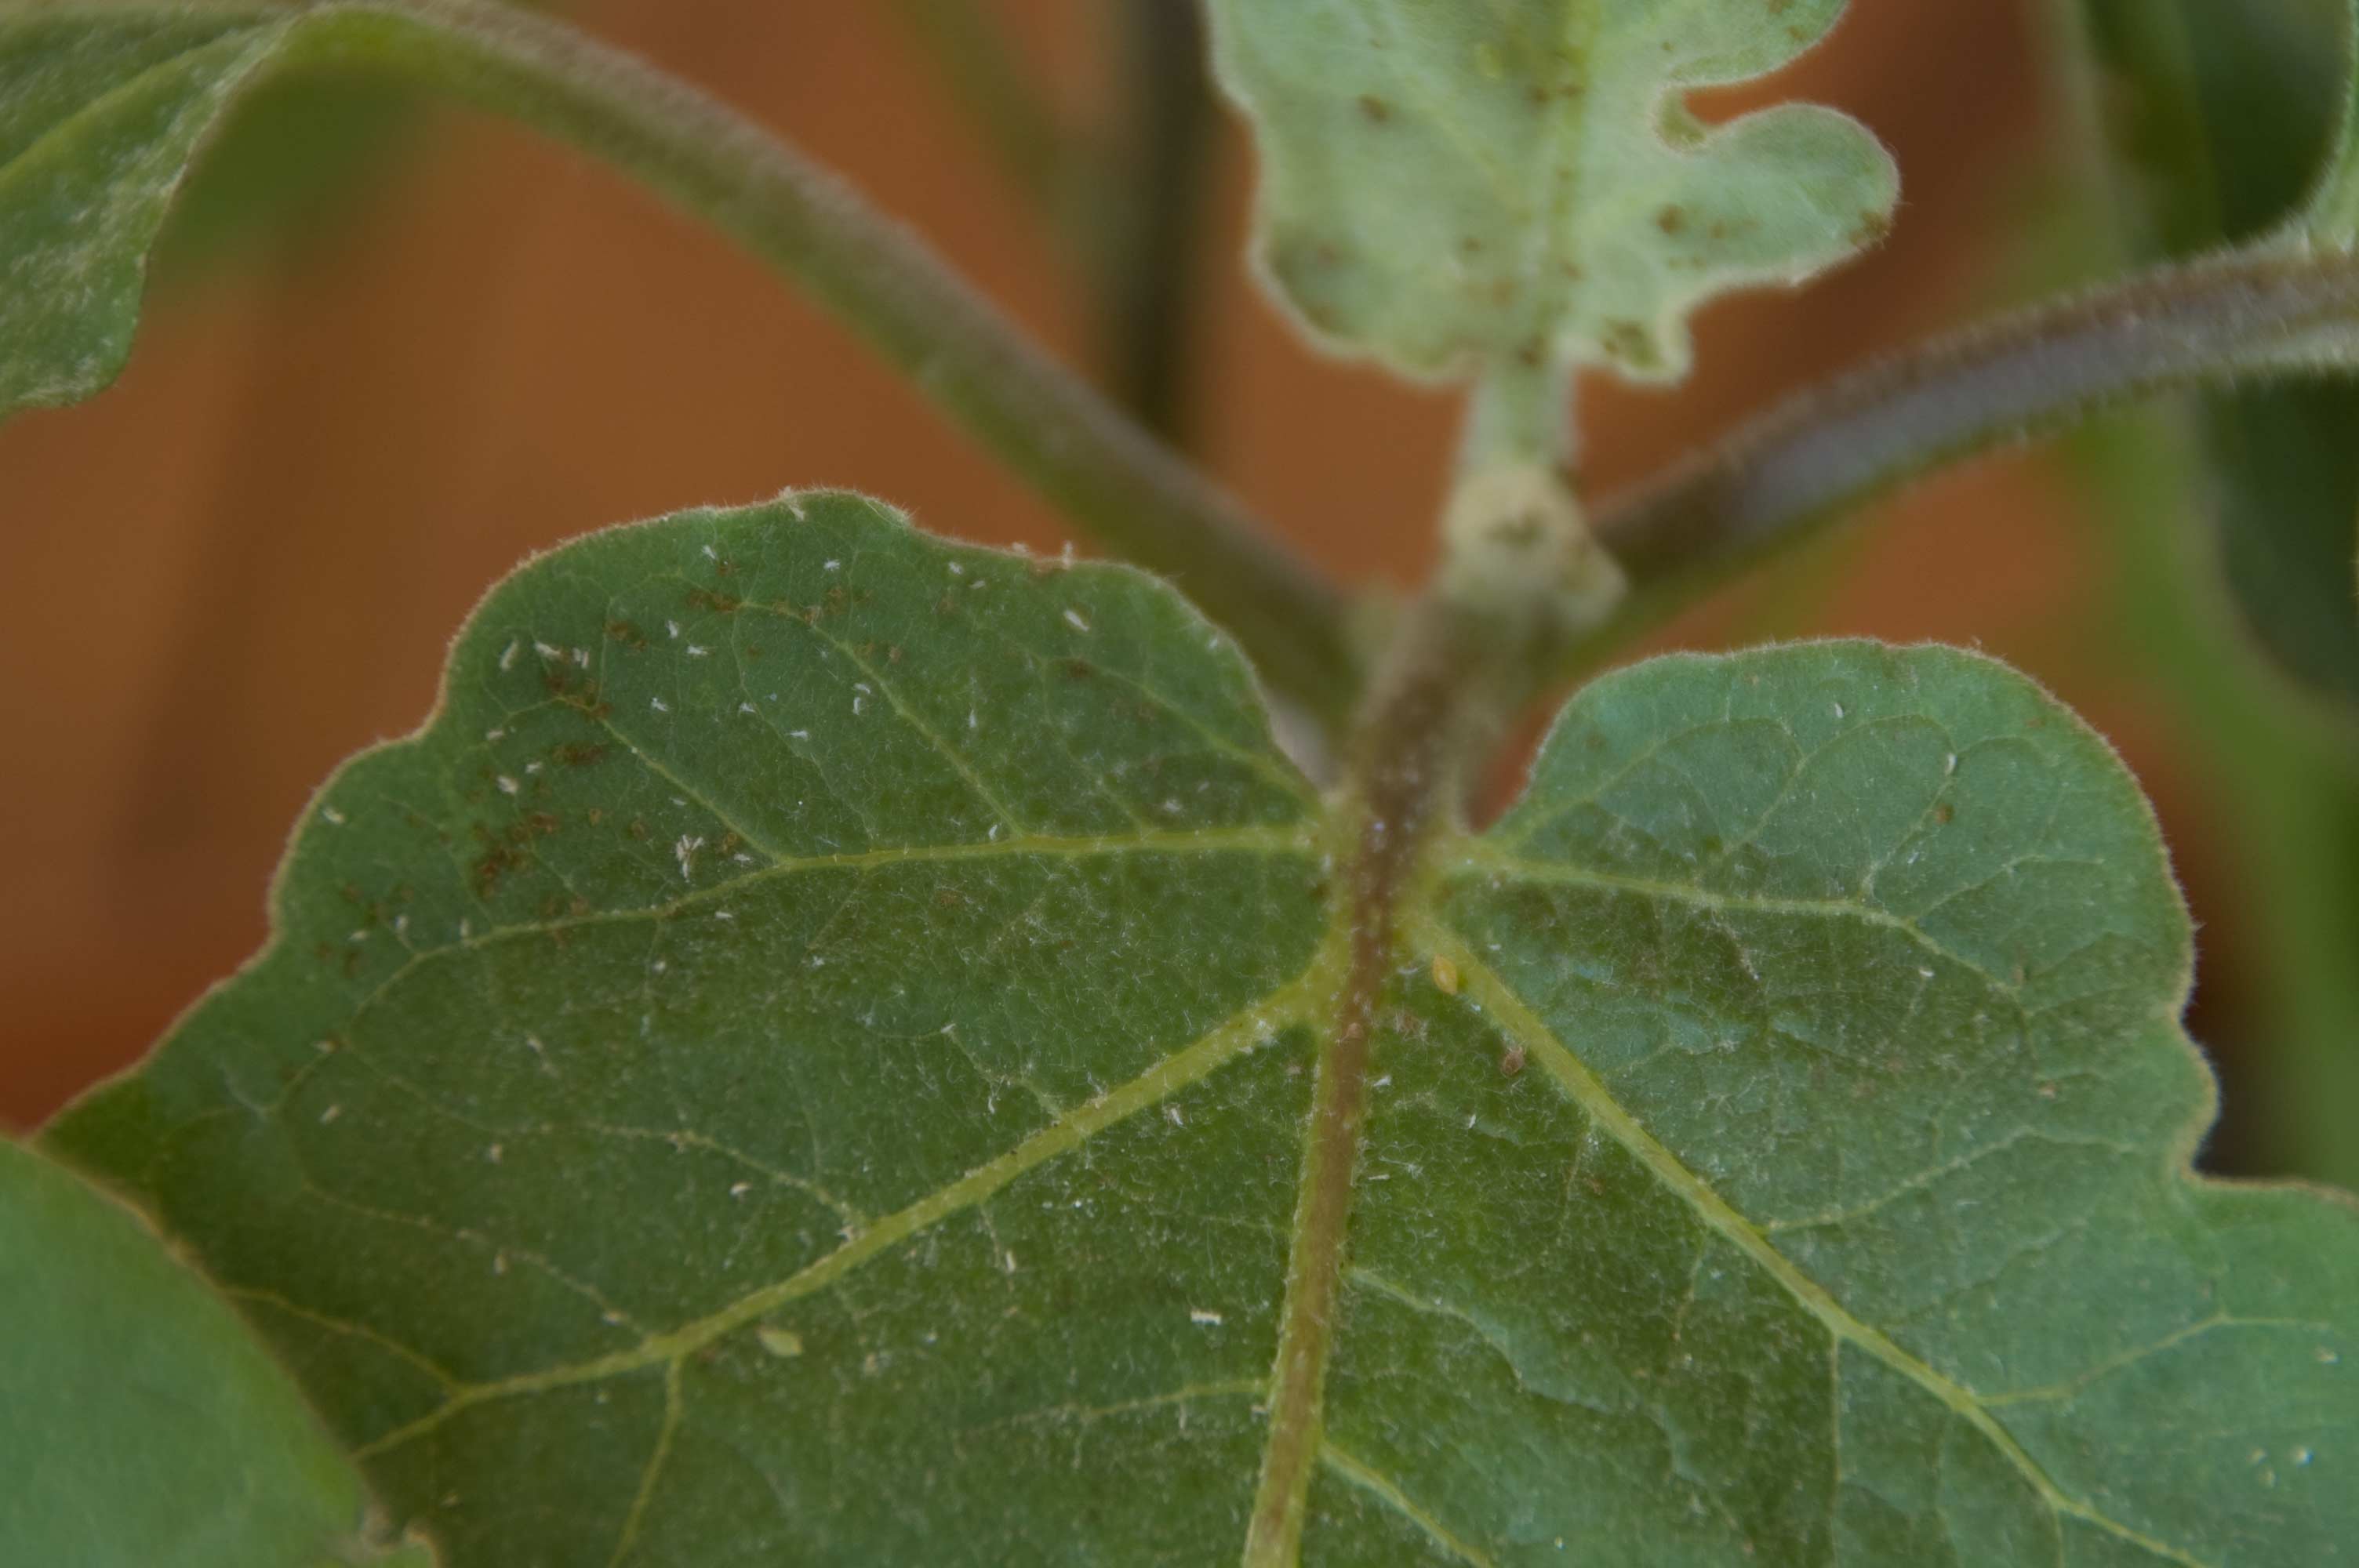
top-left (935, 887), bottom-right (964, 909)
top-left (1656, 204), bottom-right (1686, 234)
top-left (1933, 801), bottom-right (1955, 825)
top-left (1601, 319), bottom-right (1657, 368)
top-left (1499, 1045), bottom-right (1527, 1077)
top-left (686, 589), bottom-right (742, 614)
top-left (554, 742), bottom-right (608, 768)
top-left (473, 843), bottom-right (528, 898)
top-left (605, 619), bottom-right (648, 648)
top-left (1357, 93), bottom-right (1392, 123)
top-left (627, 817), bottom-right (651, 840)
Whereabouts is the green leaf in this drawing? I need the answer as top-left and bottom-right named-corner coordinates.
top-left (1203, 1), bottom-right (1899, 383)
top-left (2304, 0), bottom-right (2359, 241)
top-left (45, 499), bottom-right (2358, 1563)
top-left (0, 6), bottom-right (297, 415)
top-left (1, 1137), bottom-right (433, 1566)
top-left (2079, 0), bottom-right (2359, 711)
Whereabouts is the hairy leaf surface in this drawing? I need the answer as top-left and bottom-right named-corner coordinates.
top-left (1, 1137), bottom-right (433, 1566)
top-left (1202, 0), bottom-right (1899, 383)
top-left (46, 498), bottom-right (2359, 1565)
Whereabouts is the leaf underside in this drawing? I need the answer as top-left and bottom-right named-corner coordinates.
top-left (43, 495), bottom-right (2359, 1566)
top-left (1204, 0), bottom-right (1900, 383)
top-left (0, 1138), bottom-right (433, 1566)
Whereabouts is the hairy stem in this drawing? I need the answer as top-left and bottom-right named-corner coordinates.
top-left (1587, 249), bottom-right (2359, 648)
top-left (274, 0), bottom-right (1361, 722)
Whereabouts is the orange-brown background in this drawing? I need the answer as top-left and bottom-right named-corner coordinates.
top-left (0, 3), bottom-right (2276, 1158)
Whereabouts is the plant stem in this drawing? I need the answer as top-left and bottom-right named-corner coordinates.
top-left (273, 0), bottom-right (1361, 724)
top-left (1457, 352), bottom-right (1578, 479)
top-left (1096, 0), bottom-right (1216, 443)
top-left (1586, 249), bottom-right (2359, 644)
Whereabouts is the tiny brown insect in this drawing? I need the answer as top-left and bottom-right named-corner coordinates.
top-left (1430, 954), bottom-right (1461, 996)
top-left (1499, 1045), bottom-right (1526, 1077)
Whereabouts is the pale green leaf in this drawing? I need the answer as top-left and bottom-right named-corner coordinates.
top-left (1, 1137), bottom-right (433, 1566)
top-left (45, 498), bottom-right (2358, 1564)
top-left (1204, 1), bottom-right (1899, 383)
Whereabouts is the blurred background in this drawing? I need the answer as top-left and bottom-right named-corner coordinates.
top-left (3, 0), bottom-right (2355, 1181)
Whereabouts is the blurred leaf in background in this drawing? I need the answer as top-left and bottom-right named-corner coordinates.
top-left (1, 1138), bottom-right (431, 1566)
top-left (154, 3), bottom-right (567, 284)
top-left (2084, 0), bottom-right (2359, 711)
top-left (152, 73), bottom-right (415, 278)
top-left (2035, 0), bottom-right (2359, 1187)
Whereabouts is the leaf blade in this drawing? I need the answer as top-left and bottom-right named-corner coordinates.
top-left (1356, 642), bottom-right (2359, 1563)
top-left (39, 515), bottom-right (2359, 1561)
top-left (1204, 0), bottom-right (1899, 383)
top-left (0, 7), bottom-right (289, 412)
top-left (0, 1137), bottom-right (433, 1566)
top-left (48, 492), bottom-right (1342, 1563)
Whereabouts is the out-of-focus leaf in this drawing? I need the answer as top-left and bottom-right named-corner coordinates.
top-left (0, 6), bottom-right (293, 415)
top-left (1, 1137), bottom-right (432, 1566)
top-left (2302, 0), bottom-right (2359, 240)
top-left (2082, 0), bottom-right (2359, 710)
top-left (1202, 0), bottom-right (1898, 385)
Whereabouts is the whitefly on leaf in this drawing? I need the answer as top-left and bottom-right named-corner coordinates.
top-left (1207, 0), bottom-right (1902, 383)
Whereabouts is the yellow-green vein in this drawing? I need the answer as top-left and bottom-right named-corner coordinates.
top-left (1414, 920), bottom-right (2215, 1568)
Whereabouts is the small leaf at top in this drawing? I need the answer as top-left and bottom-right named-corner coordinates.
top-left (1, 1137), bottom-right (433, 1566)
top-left (1204, 1), bottom-right (1899, 384)
top-left (44, 497), bottom-right (2358, 1563)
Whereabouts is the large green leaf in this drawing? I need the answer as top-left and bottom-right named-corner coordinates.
top-left (1203, 0), bottom-right (1899, 383)
top-left (1, 1136), bottom-right (433, 1566)
top-left (45, 494), bottom-right (2358, 1563)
